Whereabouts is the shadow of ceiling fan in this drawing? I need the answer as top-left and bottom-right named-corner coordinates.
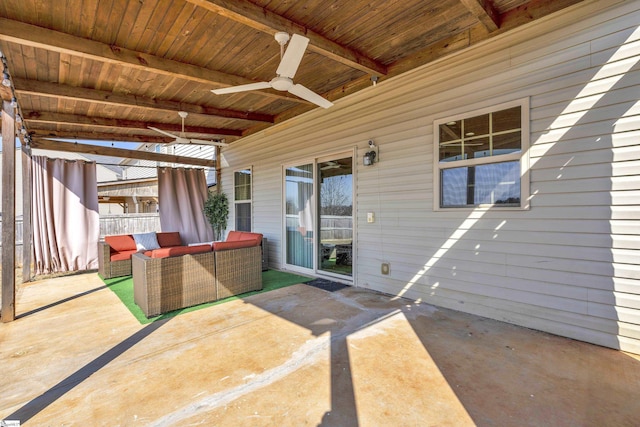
top-left (148, 111), bottom-right (229, 146)
top-left (211, 32), bottom-right (334, 109)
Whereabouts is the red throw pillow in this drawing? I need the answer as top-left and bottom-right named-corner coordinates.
top-left (157, 231), bottom-right (182, 247)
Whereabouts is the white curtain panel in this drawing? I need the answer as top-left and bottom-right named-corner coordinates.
top-left (158, 167), bottom-right (214, 244)
top-left (31, 156), bottom-right (99, 275)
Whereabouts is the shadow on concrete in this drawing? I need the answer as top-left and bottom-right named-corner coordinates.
top-left (5, 317), bottom-right (171, 423)
top-left (16, 284), bottom-right (107, 319)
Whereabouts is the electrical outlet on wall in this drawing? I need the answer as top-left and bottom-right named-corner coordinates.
top-left (381, 262), bottom-right (390, 275)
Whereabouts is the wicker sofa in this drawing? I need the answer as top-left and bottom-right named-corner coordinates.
top-left (98, 231), bottom-right (208, 279)
top-left (132, 231), bottom-right (263, 317)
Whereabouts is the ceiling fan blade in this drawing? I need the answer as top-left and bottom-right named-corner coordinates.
top-left (276, 34), bottom-right (309, 79)
top-left (288, 84), bottom-right (333, 109)
top-left (174, 136), bottom-right (191, 144)
top-left (188, 138), bottom-right (229, 147)
top-left (148, 126), bottom-right (179, 139)
top-left (212, 81), bottom-right (271, 95)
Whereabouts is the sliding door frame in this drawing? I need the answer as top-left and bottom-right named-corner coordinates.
top-left (281, 149), bottom-right (356, 283)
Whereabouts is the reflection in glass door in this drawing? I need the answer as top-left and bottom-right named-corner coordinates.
top-left (285, 164), bottom-right (314, 269)
top-left (318, 157), bottom-right (353, 277)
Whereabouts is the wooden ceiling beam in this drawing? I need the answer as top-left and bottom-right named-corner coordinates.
top-left (185, 0), bottom-right (388, 76)
top-left (389, 0), bottom-right (583, 77)
top-left (13, 78), bottom-right (274, 123)
top-left (22, 110), bottom-right (243, 137)
top-left (29, 138), bottom-right (216, 168)
top-left (0, 17), bottom-right (304, 104)
top-left (459, 0), bottom-right (500, 32)
top-left (28, 129), bottom-right (175, 144)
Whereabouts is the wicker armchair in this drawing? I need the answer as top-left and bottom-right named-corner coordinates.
top-left (98, 241), bottom-right (132, 279)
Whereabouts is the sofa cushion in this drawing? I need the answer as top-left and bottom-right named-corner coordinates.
top-left (226, 231), bottom-right (263, 244)
top-left (110, 249), bottom-right (138, 262)
top-left (226, 230), bottom-right (244, 241)
top-left (213, 239), bottom-right (260, 251)
top-left (157, 231), bottom-right (182, 247)
top-left (150, 244), bottom-right (212, 259)
top-left (133, 232), bottom-right (161, 252)
top-left (105, 234), bottom-right (136, 252)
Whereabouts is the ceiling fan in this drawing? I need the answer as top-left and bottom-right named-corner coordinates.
top-left (320, 161), bottom-right (342, 170)
top-left (211, 32), bottom-right (334, 109)
top-left (148, 111), bottom-right (229, 147)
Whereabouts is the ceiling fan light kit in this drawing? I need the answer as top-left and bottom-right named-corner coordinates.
top-left (211, 32), bottom-right (333, 109)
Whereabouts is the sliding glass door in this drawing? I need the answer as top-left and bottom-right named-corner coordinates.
top-left (285, 163), bottom-right (314, 269)
top-left (318, 157), bottom-right (353, 277)
top-left (284, 154), bottom-right (353, 278)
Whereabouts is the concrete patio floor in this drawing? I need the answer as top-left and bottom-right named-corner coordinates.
top-left (1, 272), bottom-right (639, 426)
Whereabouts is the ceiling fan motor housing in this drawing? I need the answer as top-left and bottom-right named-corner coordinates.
top-left (274, 32), bottom-right (290, 45)
top-left (271, 76), bottom-right (293, 91)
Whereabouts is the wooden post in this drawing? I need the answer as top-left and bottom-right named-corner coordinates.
top-left (21, 144), bottom-right (32, 284)
top-left (1, 100), bottom-right (16, 322)
top-left (215, 147), bottom-right (222, 193)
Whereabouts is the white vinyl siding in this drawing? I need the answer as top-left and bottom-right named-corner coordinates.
top-left (219, 1), bottom-right (640, 354)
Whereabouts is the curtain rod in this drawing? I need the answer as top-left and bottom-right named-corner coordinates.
top-left (94, 162), bottom-right (215, 170)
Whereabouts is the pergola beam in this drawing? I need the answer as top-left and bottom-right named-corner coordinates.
top-left (22, 110), bottom-right (243, 137)
top-left (27, 129), bottom-right (178, 144)
top-left (185, 0), bottom-right (388, 76)
top-left (30, 139), bottom-right (216, 168)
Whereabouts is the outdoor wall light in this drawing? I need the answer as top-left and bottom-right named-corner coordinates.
top-left (363, 140), bottom-right (378, 166)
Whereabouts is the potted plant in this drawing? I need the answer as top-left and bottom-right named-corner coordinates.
top-left (203, 191), bottom-right (229, 241)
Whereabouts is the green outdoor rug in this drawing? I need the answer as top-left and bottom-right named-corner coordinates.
top-left (101, 270), bottom-right (312, 324)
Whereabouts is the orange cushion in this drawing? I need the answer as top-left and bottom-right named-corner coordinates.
top-left (110, 249), bottom-right (138, 261)
top-left (150, 244), bottom-right (212, 259)
top-left (242, 232), bottom-right (263, 245)
top-left (157, 231), bottom-right (182, 247)
top-left (225, 231), bottom-right (262, 244)
top-left (213, 239), bottom-right (259, 251)
top-left (105, 235), bottom-right (136, 252)
top-left (226, 230), bottom-right (243, 241)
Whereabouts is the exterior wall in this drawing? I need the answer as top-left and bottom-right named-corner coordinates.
top-left (220, 1), bottom-right (640, 354)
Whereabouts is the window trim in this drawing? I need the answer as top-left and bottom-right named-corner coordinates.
top-left (233, 166), bottom-right (253, 231)
top-left (433, 98), bottom-right (530, 211)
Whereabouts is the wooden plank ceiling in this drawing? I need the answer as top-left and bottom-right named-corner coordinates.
top-left (0, 0), bottom-right (583, 152)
